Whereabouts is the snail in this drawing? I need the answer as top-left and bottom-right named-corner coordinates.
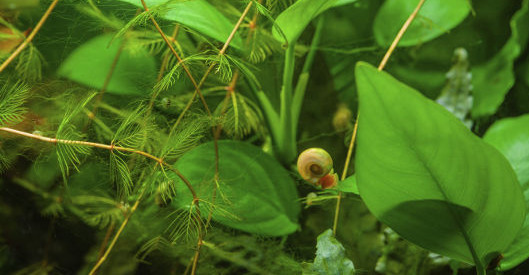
top-left (297, 148), bottom-right (338, 189)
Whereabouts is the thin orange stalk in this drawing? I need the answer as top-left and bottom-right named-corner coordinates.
top-left (332, 0), bottom-right (426, 236)
top-left (88, 187), bottom-right (146, 275)
top-left (140, 0), bottom-right (211, 116)
top-left (0, 127), bottom-right (197, 199)
top-left (188, 4), bottom-right (254, 275)
top-left (0, 126), bottom-right (201, 273)
top-left (171, 1), bottom-right (254, 132)
top-left (0, 0), bottom-right (60, 74)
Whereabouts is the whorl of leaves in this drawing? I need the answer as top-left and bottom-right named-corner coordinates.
top-left (70, 195), bottom-right (124, 229)
top-left (109, 106), bottom-right (153, 197)
top-left (16, 44), bottom-right (44, 82)
top-left (0, 80), bottom-right (29, 127)
top-left (159, 114), bottom-right (210, 161)
top-left (55, 93), bottom-right (95, 184)
top-left (246, 27), bottom-right (282, 63)
top-left (215, 93), bottom-right (264, 139)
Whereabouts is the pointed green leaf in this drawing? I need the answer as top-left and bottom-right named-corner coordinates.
top-left (484, 114), bottom-right (529, 270)
top-left (272, 0), bottom-right (358, 44)
top-left (471, 0), bottom-right (529, 117)
top-left (336, 175), bottom-right (359, 195)
top-left (171, 140), bottom-right (300, 236)
top-left (355, 62), bottom-right (525, 267)
top-left (373, 0), bottom-right (470, 47)
top-left (58, 34), bottom-right (156, 96)
top-left (118, 0), bottom-right (243, 50)
top-left (303, 229), bottom-right (355, 275)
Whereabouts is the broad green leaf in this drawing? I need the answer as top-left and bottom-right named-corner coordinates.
top-left (336, 175), bottom-right (359, 195)
top-left (354, 62), bottom-right (525, 266)
top-left (172, 140), bottom-right (300, 236)
top-left (471, 0), bottom-right (529, 117)
top-left (483, 114), bottom-right (529, 270)
top-left (302, 229), bottom-right (355, 275)
top-left (118, 0), bottom-right (243, 50)
top-left (58, 34), bottom-right (156, 96)
top-left (272, 0), bottom-right (358, 44)
top-left (373, 0), bottom-right (470, 47)
top-left (0, 0), bottom-right (38, 9)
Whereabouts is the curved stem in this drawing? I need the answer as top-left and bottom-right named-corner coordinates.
top-left (0, 126), bottom-right (197, 199)
top-left (170, 0), bottom-right (253, 133)
top-left (332, 118), bottom-right (358, 235)
top-left (0, 0), bottom-right (59, 74)
top-left (88, 187), bottom-right (147, 275)
top-left (332, 0), bottom-right (426, 236)
top-left (140, 0), bottom-right (211, 117)
top-left (187, 4), bottom-right (254, 274)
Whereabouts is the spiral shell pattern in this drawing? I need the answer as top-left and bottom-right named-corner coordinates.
top-left (297, 148), bottom-right (334, 184)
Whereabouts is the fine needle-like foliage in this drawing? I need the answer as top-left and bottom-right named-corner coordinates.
top-left (0, 80), bottom-right (29, 127)
top-left (2, 1), bottom-right (529, 275)
top-left (55, 93), bottom-right (95, 184)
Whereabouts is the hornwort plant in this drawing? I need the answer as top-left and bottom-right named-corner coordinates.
top-left (1, 0), bottom-right (529, 274)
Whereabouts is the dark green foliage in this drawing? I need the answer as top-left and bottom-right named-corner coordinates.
top-left (1, 0), bottom-right (529, 274)
top-left (0, 80), bottom-right (28, 127)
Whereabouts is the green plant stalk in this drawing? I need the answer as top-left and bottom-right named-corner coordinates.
top-left (244, 77), bottom-right (280, 140)
top-left (291, 15), bottom-right (325, 140)
top-left (267, 16), bottom-right (325, 164)
top-left (277, 43), bottom-right (296, 163)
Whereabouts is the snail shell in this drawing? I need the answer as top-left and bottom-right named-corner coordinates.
top-left (297, 148), bottom-right (333, 184)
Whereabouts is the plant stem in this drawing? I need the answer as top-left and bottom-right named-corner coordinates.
top-left (88, 186), bottom-right (147, 275)
top-left (0, 126), bottom-right (198, 199)
top-left (96, 222), bottom-right (115, 264)
top-left (332, 0), bottom-right (426, 236)
top-left (156, 25), bottom-right (180, 82)
top-left (377, 0), bottom-right (425, 71)
top-left (171, 0), bottom-right (253, 133)
top-left (140, 0), bottom-right (211, 117)
top-left (277, 43), bottom-right (296, 164)
top-left (332, 118), bottom-right (358, 235)
top-left (291, 15), bottom-right (325, 140)
top-left (186, 4), bottom-right (254, 274)
top-left (0, 0), bottom-right (59, 74)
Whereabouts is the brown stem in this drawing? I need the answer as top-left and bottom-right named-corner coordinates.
top-left (187, 4), bottom-right (254, 274)
top-left (171, 0), bottom-right (254, 133)
top-left (88, 187), bottom-right (147, 275)
top-left (0, 0), bottom-right (60, 74)
top-left (96, 222), bottom-right (115, 263)
top-left (16, 123), bottom-right (203, 269)
top-left (0, 126), bottom-right (197, 200)
top-left (332, 0), bottom-right (426, 236)
top-left (332, 119), bottom-right (358, 235)
top-left (156, 25), bottom-right (180, 82)
top-left (377, 0), bottom-right (425, 71)
top-left (140, 0), bottom-right (211, 117)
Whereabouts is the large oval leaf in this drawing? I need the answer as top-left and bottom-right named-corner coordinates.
top-left (484, 114), bottom-right (529, 270)
top-left (354, 62), bottom-right (525, 266)
top-left (272, 0), bottom-right (358, 44)
top-left (171, 140), bottom-right (300, 236)
top-left (471, 0), bottom-right (529, 117)
top-left (58, 34), bottom-right (156, 96)
top-left (118, 0), bottom-right (243, 50)
top-left (373, 0), bottom-right (470, 47)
